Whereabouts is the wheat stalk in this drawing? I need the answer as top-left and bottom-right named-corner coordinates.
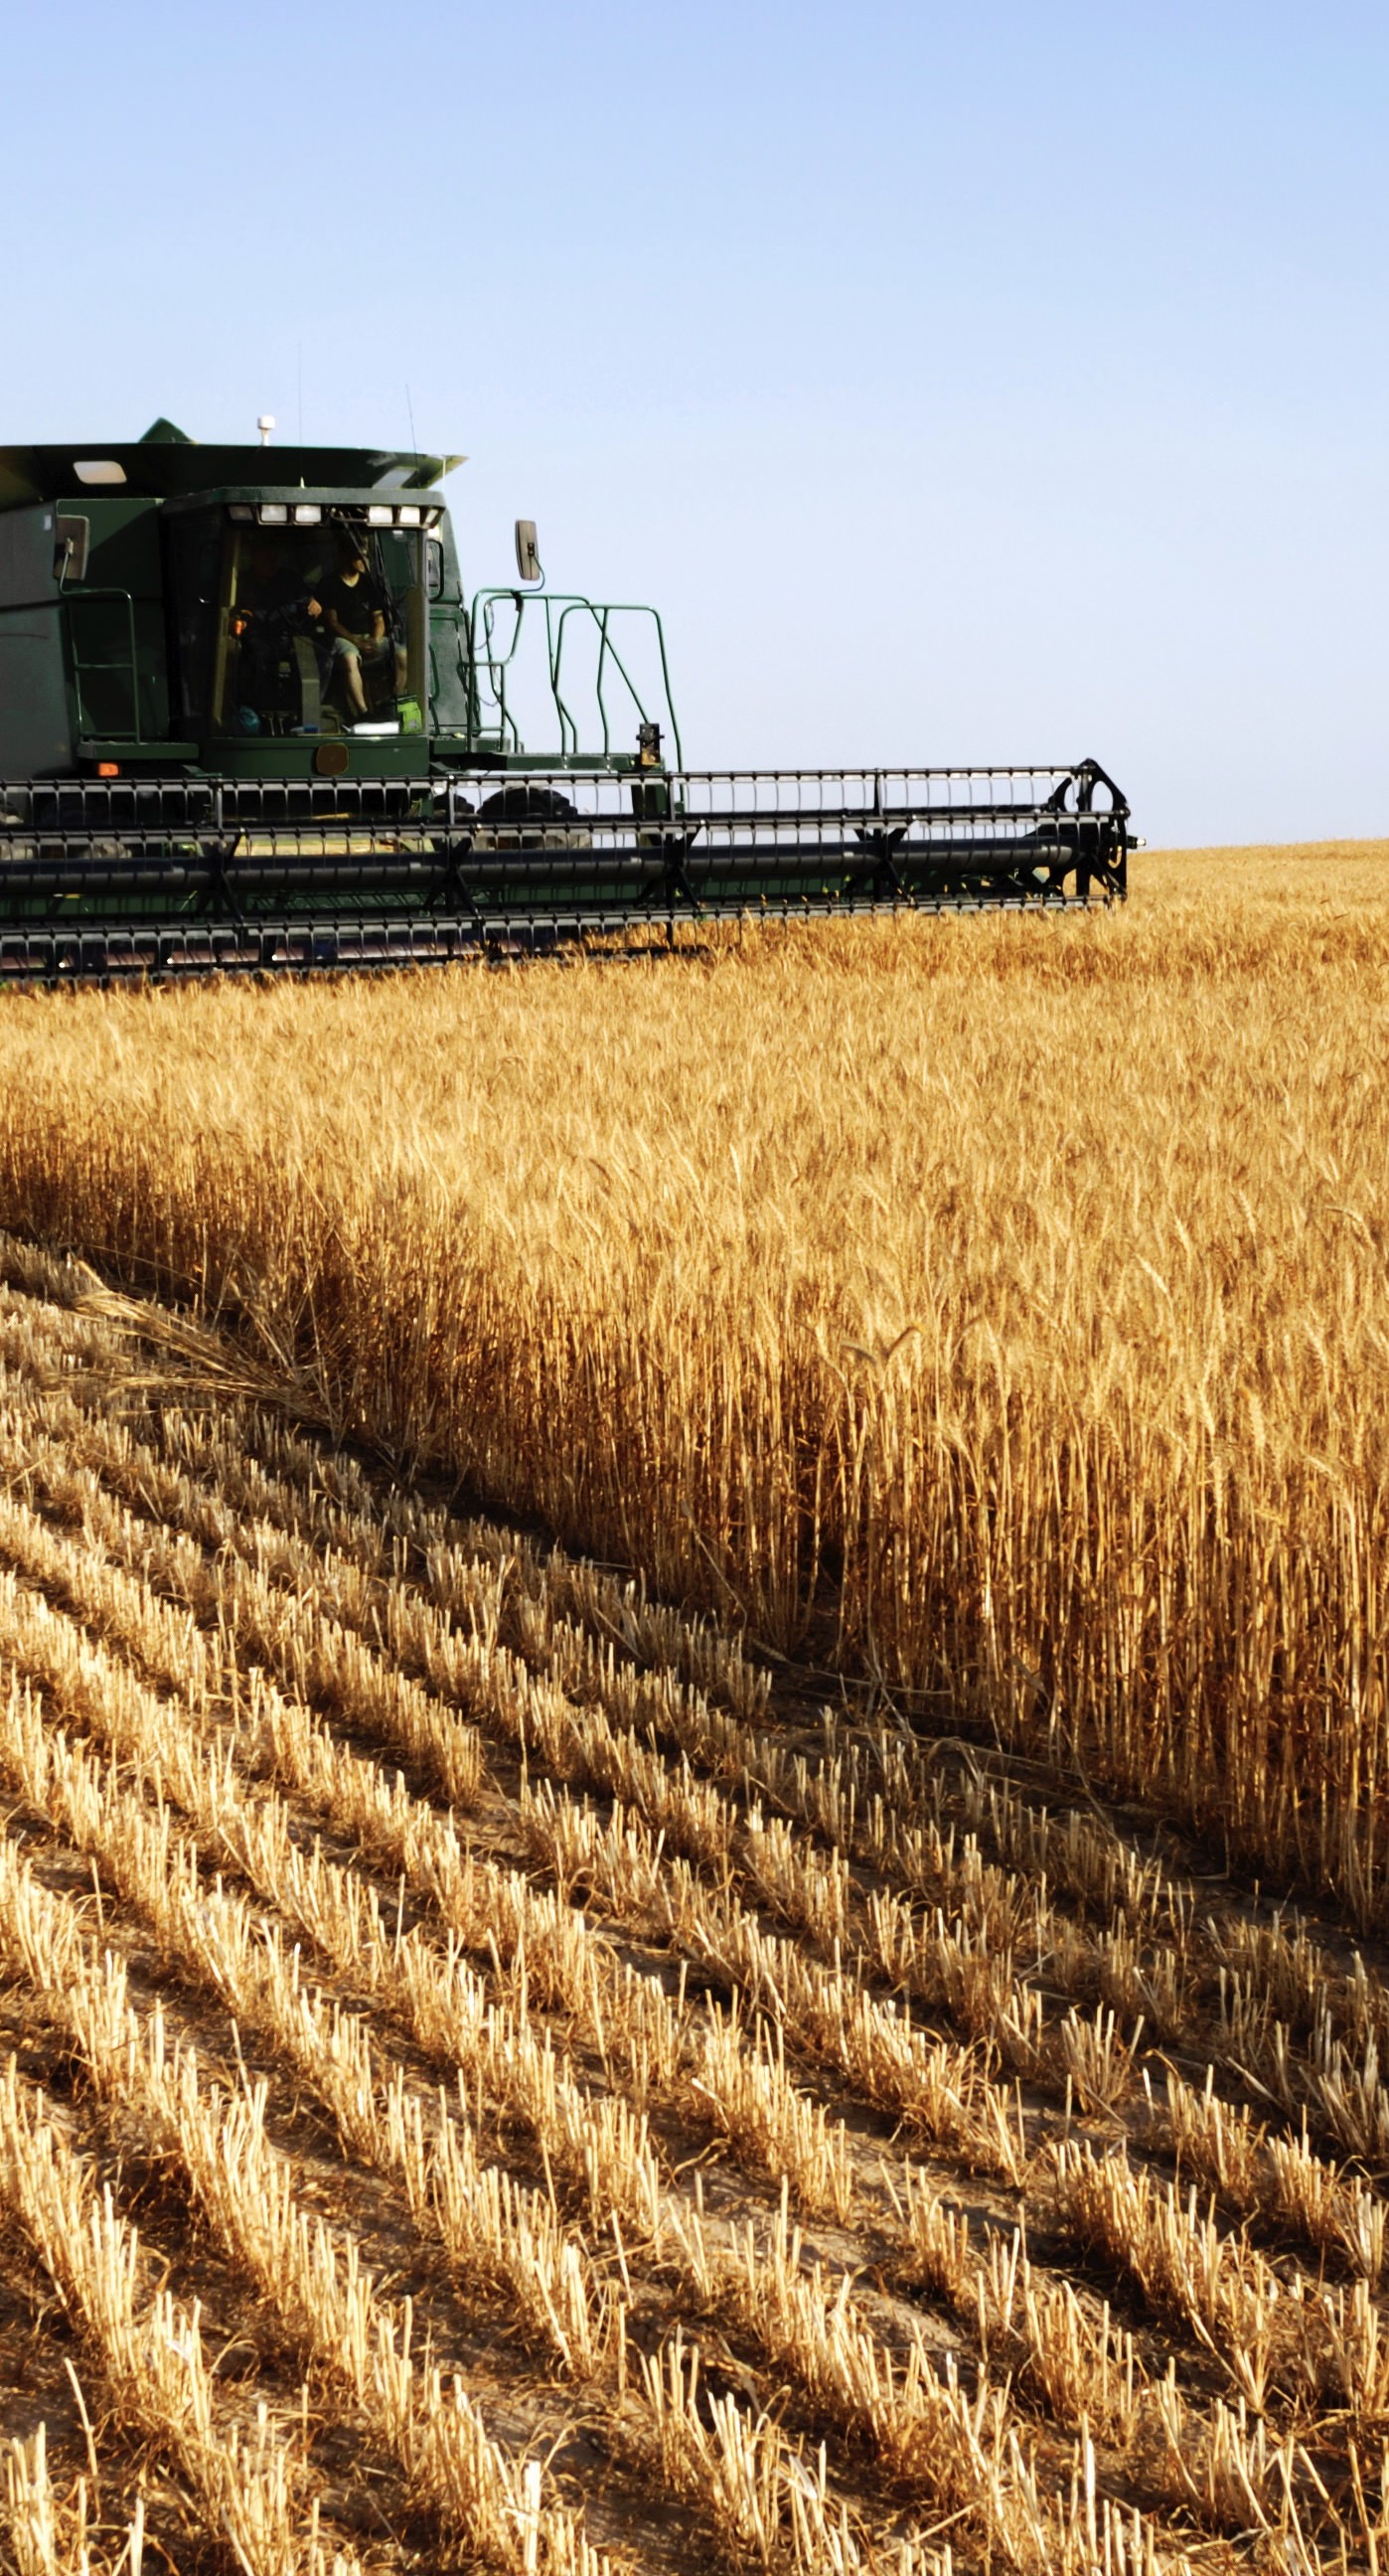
top-left (0, 2060), bottom-right (342, 2576)
top-left (3, 2426), bottom-right (97, 2576)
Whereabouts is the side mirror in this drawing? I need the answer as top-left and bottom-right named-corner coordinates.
top-left (514, 519), bottom-right (542, 584)
top-left (54, 513), bottom-right (90, 585)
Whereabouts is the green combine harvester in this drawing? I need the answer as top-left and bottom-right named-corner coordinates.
top-left (0, 418), bottom-right (1131, 978)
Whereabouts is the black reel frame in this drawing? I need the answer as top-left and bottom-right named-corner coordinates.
top-left (0, 759), bottom-right (1129, 981)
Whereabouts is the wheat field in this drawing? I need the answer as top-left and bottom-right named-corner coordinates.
top-left (1, 844), bottom-right (1389, 2572)
top-left (0, 845), bottom-right (1385, 1903)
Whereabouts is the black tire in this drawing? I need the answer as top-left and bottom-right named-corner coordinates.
top-left (478, 786), bottom-right (578, 826)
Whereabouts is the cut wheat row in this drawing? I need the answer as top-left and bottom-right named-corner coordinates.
top-left (0, 2051), bottom-right (352, 2576)
top-left (0, 1816), bottom-right (941, 2576)
top-left (0, 1326), bottom-right (1171, 1941)
top-left (4, 2422), bottom-right (110, 2576)
top-left (0, 1523), bottom-right (1283, 2567)
top-left (0, 1820), bottom-right (621, 2576)
top-left (0, 1466), bottom-right (1035, 2200)
top-left (0, 1863), bottom-right (1176, 2576)
top-left (0, 1286), bottom-right (1259, 1999)
top-left (5, 1421), bottom-right (1381, 2462)
top-left (0, 1285), bottom-right (773, 1761)
top-left (0, 1319), bottom-right (1360, 2565)
top-left (0, 1510), bottom-right (862, 2227)
top-left (10, 1345), bottom-right (1386, 2219)
top-left (5, 1340), bottom-right (1386, 2325)
top-left (0, 1395), bottom-right (485, 1810)
top-left (0, 1442), bottom-right (1370, 2400)
top-left (0, 1341), bottom-right (1170, 1945)
top-left (0, 1688), bottom-right (892, 2575)
top-left (515, 1768), bottom-right (1389, 2430)
top-left (0, 1771), bottom-right (621, 2374)
top-left (0, 1534), bottom-right (1360, 2544)
top-left (8, 1690), bottom-right (1198, 2576)
top-left (0, 1412), bottom-right (1319, 2209)
top-left (422, 1544), bottom-right (1389, 2189)
top-left (0, 1646), bottom-right (1103, 2562)
top-left (0, 1243), bottom-right (1359, 2049)
top-left (0, 1421), bottom-right (1131, 2214)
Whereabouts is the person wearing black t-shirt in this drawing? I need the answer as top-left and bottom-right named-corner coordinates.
top-left (318, 539), bottom-right (406, 722)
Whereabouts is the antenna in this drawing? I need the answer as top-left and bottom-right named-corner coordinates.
top-left (257, 414), bottom-right (275, 447)
top-left (405, 383), bottom-right (418, 456)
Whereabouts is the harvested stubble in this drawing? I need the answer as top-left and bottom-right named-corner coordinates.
top-left (0, 2055), bottom-right (346, 2576)
top-left (0, 1398), bottom-right (1055, 2565)
top-left (0, 1412), bottom-right (1360, 2570)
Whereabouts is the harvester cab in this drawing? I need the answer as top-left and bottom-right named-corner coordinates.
top-left (172, 504), bottom-right (427, 749)
top-left (0, 418), bottom-right (676, 782)
top-left (0, 417), bottom-right (1131, 978)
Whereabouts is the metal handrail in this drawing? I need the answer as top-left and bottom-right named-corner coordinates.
top-left (469, 589), bottom-right (596, 756)
top-left (464, 588), bottom-right (682, 763)
top-left (550, 600), bottom-right (683, 768)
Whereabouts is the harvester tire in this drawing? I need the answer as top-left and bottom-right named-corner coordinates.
top-left (478, 786), bottom-right (578, 827)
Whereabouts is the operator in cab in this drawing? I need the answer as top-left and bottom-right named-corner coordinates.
top-left (317, 533), bottom-right (406, 724)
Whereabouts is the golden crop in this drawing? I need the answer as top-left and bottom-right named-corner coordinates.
top-left (0, 844), bottom-right (1385, 1910)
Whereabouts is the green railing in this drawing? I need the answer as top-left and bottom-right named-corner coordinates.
top-left (462, 589), bottom-right (682, 766)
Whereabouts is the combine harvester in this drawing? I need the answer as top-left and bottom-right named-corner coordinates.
top-left (0, 419), bottom-right (1131, 978)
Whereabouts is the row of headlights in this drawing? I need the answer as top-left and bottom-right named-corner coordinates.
top-left (228, 502), bottom-right (444, 530)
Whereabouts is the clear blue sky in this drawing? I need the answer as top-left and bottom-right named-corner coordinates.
top-left (8, 0), bottom-right (1386, 843)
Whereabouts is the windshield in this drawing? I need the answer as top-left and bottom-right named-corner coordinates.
top-left (170, 512), bottom-right (427, 740)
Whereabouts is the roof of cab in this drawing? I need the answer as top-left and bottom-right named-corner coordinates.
top-left (0, 419), bottom-right (463, 511)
